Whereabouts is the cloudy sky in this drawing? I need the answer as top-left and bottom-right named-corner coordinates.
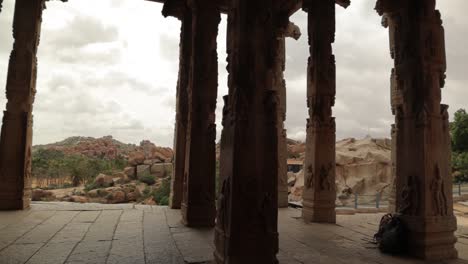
top-left (0, 0), bottom-right (466, 147)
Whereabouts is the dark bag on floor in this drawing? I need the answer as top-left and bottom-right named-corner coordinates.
top-left (373, 214), bottom-right (408, 255)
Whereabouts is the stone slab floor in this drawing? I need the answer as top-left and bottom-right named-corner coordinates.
top-left (0, 202), bottom-right (467, 264)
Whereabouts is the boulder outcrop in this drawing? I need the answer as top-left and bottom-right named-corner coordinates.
top-left (288, 136), bottom-right (393, 205)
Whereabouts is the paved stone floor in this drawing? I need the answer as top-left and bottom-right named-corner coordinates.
top-left (0, 202), bottom-right (467, 264)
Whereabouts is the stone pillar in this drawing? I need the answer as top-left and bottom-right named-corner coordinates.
top-left (214, 0), bottom-right (281, 262)
top-left (388, 124), bottom-right (397, 213)
top-left (163, 2), bottom-right (191, 210)
top-left (302, 0), bottom-right (337, 224)
top-left (385, 13), bottom-right (403, 214)
top-left (181, 0), bottom-right (220, 227)
top-left (376, 0), bottom-right (457, 260)
top-left (276, 23), bottom-right (301, 209)
top-left (0, 0), bottom-right (44, 210)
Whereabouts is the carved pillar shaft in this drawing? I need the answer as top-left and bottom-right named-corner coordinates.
top-left (377, 0), bottom-right (457, 260)
top-left (302, 0), bottom-right (337, 224)
top-left (388, 124), bottom-right (397, 213)
top-left (0, 0), bottom-right (44, 210)
top-left (169, 7), bottom-right (191, 210)
top-left (181, 0), bottom-right (220, 227)
top-left (275, 33), bottom-right (288, 209)
top-left (214, 0), bottom-right (280, 262)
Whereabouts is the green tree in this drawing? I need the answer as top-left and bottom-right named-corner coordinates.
top-left (451, 109), bottom-right (468, 152)
top-left (451, 109), bottom-right (468, 183)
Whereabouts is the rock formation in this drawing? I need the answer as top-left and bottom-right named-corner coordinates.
top-left (288, 136), bottom-right (393, 206)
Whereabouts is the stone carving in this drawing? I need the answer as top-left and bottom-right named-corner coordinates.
top-left (416, 104), bottom-right (429, 127)
top-left (319, 163), bottom-right (333, 191)
top-left (265, 90), bottom-right (278, 122)
top-left (259, 192), bottom-right (274, 233)
top-left (399, 175), bottom-right (419, 216)
top-left (305, 165), bottom-right (314, 189)
top-left (221, 95), bottom-right (229, 126)
top-left (24, 146), bottom-right (32, 180)
top-left (218, 177), bottom-right (230, 231)
top-left (302, 0), bottom-right (346, 224)
top-left (431, 165), bottom-right (448, 216)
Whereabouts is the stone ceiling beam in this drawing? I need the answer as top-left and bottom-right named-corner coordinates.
top-left (149, 0), bottom-right (349, 15)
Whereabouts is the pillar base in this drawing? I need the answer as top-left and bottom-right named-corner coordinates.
top-left (214, 228), bottom-right (279, 264)
top-left (278, 191), bottom-right (289, 208)
top-left (169, 193), bottom-right (182, 209)
top-left (0, 197), bottom-right (30, 210)
top-left (181, 203), bottom-right (216, 227)
top-left (302, 200), bottom-right (336, 223)
top-left (401, 215), bottom-right (458, 260)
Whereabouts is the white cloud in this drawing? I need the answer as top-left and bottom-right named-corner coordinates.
top-left (0, 0), bottom-right (466, 148)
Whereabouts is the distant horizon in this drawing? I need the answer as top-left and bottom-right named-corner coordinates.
top-left (32, 133), bottom-right (394, 148)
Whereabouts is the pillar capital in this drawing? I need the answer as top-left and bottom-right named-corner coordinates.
top-left (162, 0), bottom-right (186, 19)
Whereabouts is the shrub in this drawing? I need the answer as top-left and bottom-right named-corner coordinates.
top-left (141, 186), bottom-right (153, 199)
top-left (139, 174), bottom-right (156, 185)
top-left (153, 178), bottom-right (170, 205)
top-left (159, 196), bottom-right (169, 206)
top-left (138, 171), bottom-right (156, 185)
top-left (84, 183), bottom-right (99, 192)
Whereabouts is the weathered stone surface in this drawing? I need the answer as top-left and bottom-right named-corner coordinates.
top-left (376, 0), bottom-right (458, 260)
top-left (123, 167), bottom-right (136, 179)
top-left (32, 189), bottom-right (55, 201)
top-left (69, 196), bottom-right (88, 203)
top-left (180, 0), bottom-right (219, 228)
top-left (0, 0), bottom-right (44, 210)
top-left (107, 210), bottom-right (145, 264)
top-left (113, 172), bottom-right (130, 185)
top-left (214, 1), bottom-right (282, 262)
top-left (302, 0), bottom-right (340, 224)
top-left (143, 208), bottom-right (185, 264)
top-left (106, 190), bottom-right (126, 204)
top-left (275, 22), bottom-right (301, 208)
top-left (167, 3), bottom-right (191, 209)
top-left (0, 204), bottom-right (466, 263)
top-left (136, 165), bottom-right (151, 177)
top-left (150, 163), bottom-right (171, 178)
top-left (128, 151), bottom-right (145, 166)
top-left (94, 174), bottom-right (114, 188)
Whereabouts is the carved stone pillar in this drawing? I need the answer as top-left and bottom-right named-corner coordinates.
top-left (376, 0), bottom-right (457, 259)
top-left (302, 0), bottom-right (337, 224)
top-left (163, 1), bottom-right (191, 210)
top-left (388, 124), bottom-right (397, 213)
top-left (385, 13), bottom-right (403, 213)
top-left (0, 0), bottom-right (44, 210)
top-left (180, 0), bottom-right (220, 227)
top-left (276, 23), bottom-right (301, 208)
top-left (214, 0), bottom-right (281, 262)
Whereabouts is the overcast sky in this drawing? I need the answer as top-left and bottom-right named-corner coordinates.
top-left (0, 0), bottom-right (466, 147)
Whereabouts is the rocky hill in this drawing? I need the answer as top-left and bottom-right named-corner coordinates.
top-left (33, 136), bottom-right (173, 162)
